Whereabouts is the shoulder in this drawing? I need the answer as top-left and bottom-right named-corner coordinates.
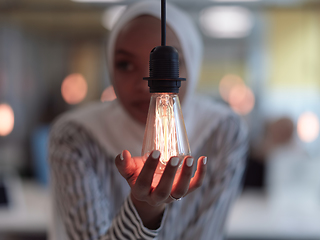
top-left (198, 98), bottom-right (248, 167)
top-left (200, 96), bottom-right (247, 142)
top-left (193, 95), bottom-right (244, 130)
top-left (49, 102), bottom-right (113, 151)
top-left (185, 95), bottom-right (247, 154)
top-left (50, 101), bottom-right (112, 138)
top-left (48, 102), bottom-right (110, 163)
top-left (52, 101), bottom-right (108, 127)
top-left (206, 100), bottom-right (248, 151)
top-left (211, 101), bottom-right (247, 147)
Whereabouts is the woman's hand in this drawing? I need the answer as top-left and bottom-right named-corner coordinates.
top-left (115, 150), bottom-right (207, 229)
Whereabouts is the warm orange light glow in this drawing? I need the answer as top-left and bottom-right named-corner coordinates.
top-left (0, 104), bottom-right (14, 136)
top-left (155, 94), bottom-right (179, 166)
top-left (101, 85), bottom-right (117, 102)
top-left (297, 112), bottom-right (319, 143)
top-left (219, 74), bottom-right (244, 102)
top-left (61, 74), bottom-right (88, 105)
top-left (229, 85), bottom-right (255, 115)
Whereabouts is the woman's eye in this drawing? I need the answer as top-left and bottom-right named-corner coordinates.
top-left (116, 61), bottom-right (134, 72)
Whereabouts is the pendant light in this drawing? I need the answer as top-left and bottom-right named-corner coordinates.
top-left (142, 0), bottom-right (191, 177)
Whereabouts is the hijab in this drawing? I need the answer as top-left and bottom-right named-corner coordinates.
top-left (106, 0), bottom-right (203, 110)
top-left (57, 0), bottom-right (228, 158)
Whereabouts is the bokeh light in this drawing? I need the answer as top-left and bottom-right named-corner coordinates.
top-left (101, 85), bottom-right (117, 102)
top-left (0, 103), bottom-right (14, 136)
top-left (229, 85), bottom-right (255, 115)
top-left (61, 73), bottom-right (88, 105)
top-left (219, 74), bottom-right (255, 115)
top-left (72, 0), bottom-right (123, 2)
top-left (101, 5), bottom-right (127, 30)
top-left (199, 6), bottom-right (253, 38)
top-left (219, 74), bottom-right (244, 102)
top-left (297, 112), bottom-right (320, 143)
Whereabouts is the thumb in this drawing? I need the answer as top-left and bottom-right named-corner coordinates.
top-left (115, 150), bottom-right (136, 185)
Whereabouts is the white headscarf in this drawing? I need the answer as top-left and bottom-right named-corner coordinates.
top-left (57, 0), bottom-right (228, 157)
top-left (106, 0), bottom-right (203, 111)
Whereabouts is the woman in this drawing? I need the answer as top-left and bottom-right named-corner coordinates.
top-left (49, 1), bottom-right (247, 240)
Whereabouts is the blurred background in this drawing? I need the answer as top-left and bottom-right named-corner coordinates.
top-left (0, 0), bottom-right (320, 239)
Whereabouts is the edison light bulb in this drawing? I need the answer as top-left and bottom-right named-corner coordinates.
top-left (141, 6), bottom-right (190, 182)
top-left (142, 93), bottom-right (190, 172)
top-left (141, 41), bottom-right (191, 186)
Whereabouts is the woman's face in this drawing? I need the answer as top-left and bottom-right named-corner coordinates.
top-left (113, 15), bottom-right (187, 125)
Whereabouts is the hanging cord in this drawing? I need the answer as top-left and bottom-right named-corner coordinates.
top-left (161, 0), bottom-right (166, 46)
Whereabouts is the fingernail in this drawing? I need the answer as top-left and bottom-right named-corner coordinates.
top-left (186, 157), bottom-right (194, 167)
top-left (203, 157), bottom-right (207, 165)
top-left (120, 151), bottom-right (124, 161)
top-left (152, 150), bottom-right (160, 159)
top-left (171, 157), bottom-right (179, 167)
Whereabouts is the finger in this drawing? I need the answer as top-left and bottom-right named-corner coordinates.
top-left (152, 156), bottom-right (180, 202)
top-left (170, 156), bottom-right (194, 199)
top-left (187, 156), bottom-right (207, 194)
top-left (133, 150), bottom-right (160, 199)
top-left (115, 150), bottom-right (136, 184)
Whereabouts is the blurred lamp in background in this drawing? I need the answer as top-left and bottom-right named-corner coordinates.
top-left (219, 74), bottom-right (243, 102)
top-left (297, 112), bottom-right (320, 143)
top-left (199, 6), bottom-right (253, 38)
top-left (61, 73), bottom-right (88, 105)
top-left (219, 74), bottom-right (255, 115)
top-left (72, 0), bottom-right (124, 2)
top-left (229, 84), bottom-right (255, 115)
top-left (0, 103), bottom-right (14, 136)
top-left (101, 5), bottom-right (127, 30)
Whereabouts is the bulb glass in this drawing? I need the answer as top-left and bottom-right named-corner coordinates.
top-left (142, 93), bottom-right (190, 172)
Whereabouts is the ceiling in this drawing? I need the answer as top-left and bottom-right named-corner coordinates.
top-left (1, 0), bottom-right (319, 9)
top-left (0, 0), bottom-right (319, 38)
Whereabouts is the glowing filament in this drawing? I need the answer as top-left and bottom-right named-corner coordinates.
top-left (155, 94), bottom-right (178, 165)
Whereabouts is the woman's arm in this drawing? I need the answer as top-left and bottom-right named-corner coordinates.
top-left (178, 114), bottom-right (248, 240)
top-left (49, 122), bottom-right (163, 240)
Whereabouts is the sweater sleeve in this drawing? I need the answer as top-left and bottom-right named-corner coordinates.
top-left (179, 113), bottom-right (248, 240)
top-left (49, 121), bottom-right (165, 240)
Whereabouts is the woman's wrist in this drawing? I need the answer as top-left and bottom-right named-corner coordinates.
top-left (130, 192), bottom-right (166, 230)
